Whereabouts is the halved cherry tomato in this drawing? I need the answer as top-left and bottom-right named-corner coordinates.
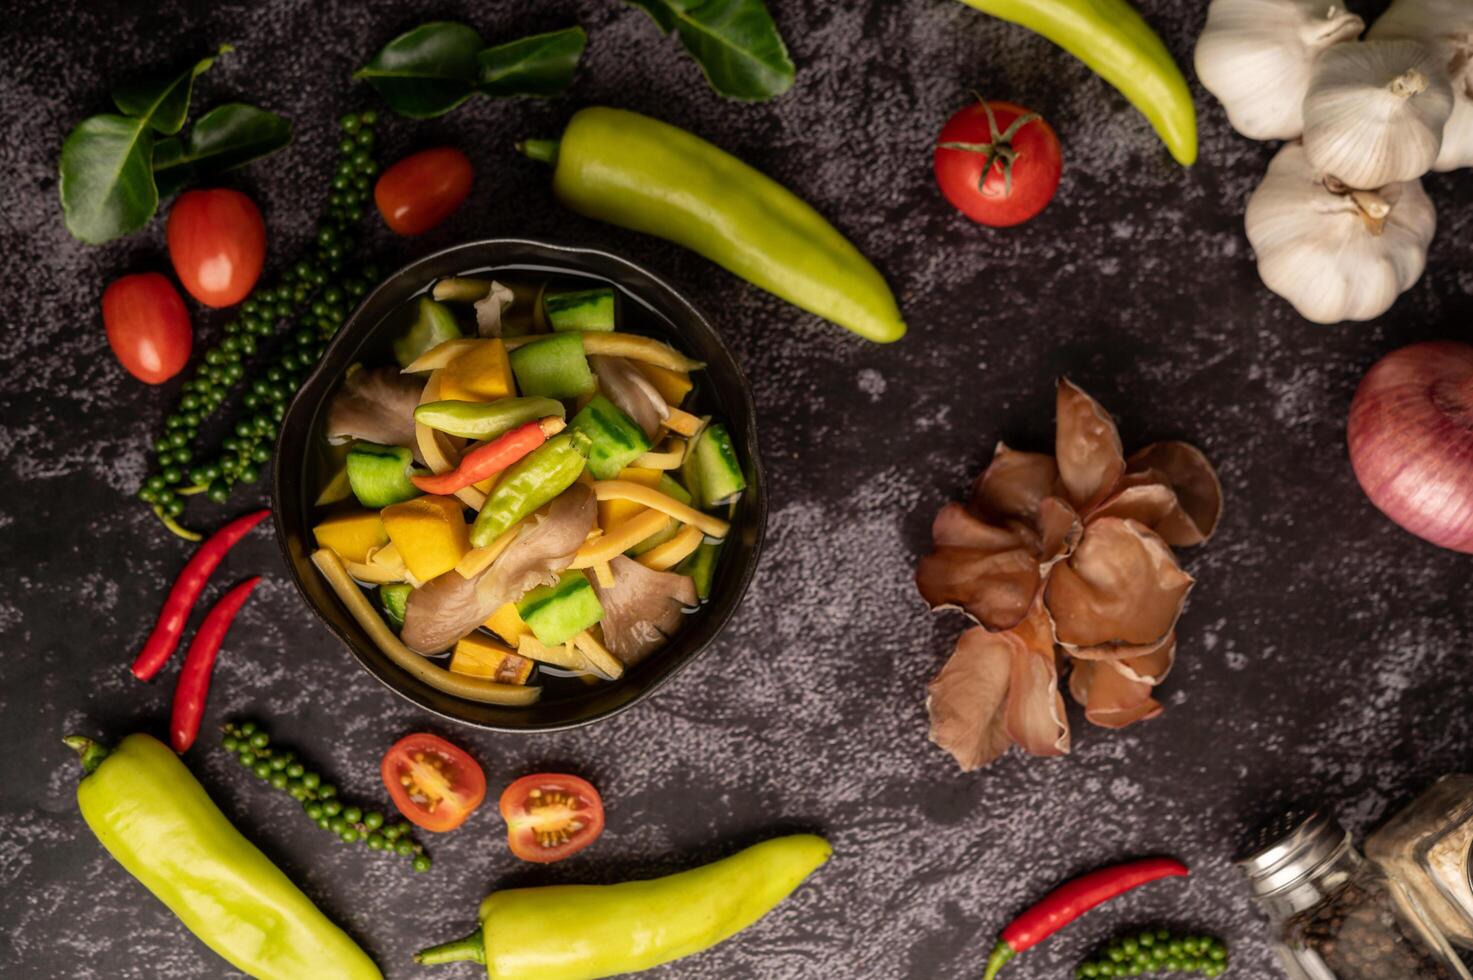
top-left (934, 98), bottom-right (1062, 228)
top-left (499, 773), bottom-right (605, 864)
top-left (166, 189), bottom-right (267, 307)
top-left (101, 273), bottom-right (192, 384)
top-left (374, 147), bottom-right (473, 236)
top-left (381, 733), bottom-right (486, 833)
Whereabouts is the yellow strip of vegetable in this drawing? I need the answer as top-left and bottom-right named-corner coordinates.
top-left (634, 439), bottom-right (686, 470)
top-left (637, 524), bottom-right (705, 571)
top-left (662, 407), bottom-right (703, 437)
top-left (591, 480), bottom-right (730, 539)
top-left (311, 549), bottom-right (540, 706)
top-left (569, 510), bottom-right (670, 568)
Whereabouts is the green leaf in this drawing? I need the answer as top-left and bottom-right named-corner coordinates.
top-left (58, 114), bottom-right (158, 244)
top-left (152, 103), bottom-right (292, 199)
top-left (477, 26), bottom-right (586, 97)
top-left (111, 44), bottom-right (232, 136)
top-left (626, 0), bottom-right (793, 101)
top-left (354, 21), bottom-right (485, 119)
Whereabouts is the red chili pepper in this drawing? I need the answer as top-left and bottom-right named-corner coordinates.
top-left (131, 509), bottom-right (270, 681)
top-left (410, 419), bottom-right (556, 495)
top-left (983, 857), bottom-right (1190, 979)
top-left (170, 576), bottom-right (262, 753)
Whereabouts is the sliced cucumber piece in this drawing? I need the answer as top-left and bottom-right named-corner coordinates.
top-left (379, 583), bottom-right (412, 631)
top-left (393, 298), bottom-right (463, 368)
top-left (689, 423), bottom-right (746, 509)
top-left (570, 394), bottom-right (652, 479)
top-left (545, 287), bottom-right (617, 332)
top-left (346, 443), bottom-right (421, 508)
top-left (509, 332), bottom-right (595, 399)
top-left (517, 571), bottom-right (605, 647)
top-left (657, 473), bottom-right (692, 505)
top-left (676, 541), bottom-right (722, 601)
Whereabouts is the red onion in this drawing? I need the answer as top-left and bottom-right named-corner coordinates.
top-left (1348, 341), bottom-right (1473, 553)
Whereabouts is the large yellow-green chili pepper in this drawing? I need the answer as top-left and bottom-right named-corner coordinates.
top-left (66, 733), bottom-right (382, 980)
top-left (956, 0), bottom-right (1197, 166)
top-left (519, 108), bottom-right (906, 345)
top-left (415, 834), bottom-right (832, 979)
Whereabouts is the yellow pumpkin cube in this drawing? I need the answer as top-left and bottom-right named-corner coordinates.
top-left (313, 510), bottom-right (389, 564)
top-left (438, 339), bottom-right (513, 402)
top-left (597, 467), bottom-right (663, 529)
top-left (635, 362), bottom-right (693, 407)
top-left (449, 633), bottom-right (533, 684)
top-left (381, 495), bottom-right (470, 582)
top-left (485, 603), bottom-right (531, 645)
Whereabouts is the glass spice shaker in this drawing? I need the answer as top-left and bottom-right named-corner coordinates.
top-left (1236, 808), bottom-right (1472, 980)
top-left (1366, 776), bottom-right (1473, 949)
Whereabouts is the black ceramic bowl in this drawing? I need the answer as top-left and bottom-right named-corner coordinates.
top-left (272, 239), bottom-right (765, 732)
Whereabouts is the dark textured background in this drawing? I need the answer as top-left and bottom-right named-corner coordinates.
top-left (3, 0), bottom-right (1472, 977)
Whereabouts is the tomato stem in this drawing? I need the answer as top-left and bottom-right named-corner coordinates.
top-left (414, 928), bottom-right (486, 965)
top-left (937, 96), bottom-right (1039, 197)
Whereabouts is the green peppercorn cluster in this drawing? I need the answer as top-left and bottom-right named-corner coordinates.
top-left (221, 720), bottom-right (431, 872)
top-left (1077, 930), bottom-right (1229, 978)
top-left (138, 112), bottom-right (384, 531)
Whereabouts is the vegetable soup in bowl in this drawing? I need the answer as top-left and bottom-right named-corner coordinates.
top-left (273, 240), bottom-right (764, 731)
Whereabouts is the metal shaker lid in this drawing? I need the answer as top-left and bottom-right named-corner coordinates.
top-left (1235, 808), bottom-right (1352, 898)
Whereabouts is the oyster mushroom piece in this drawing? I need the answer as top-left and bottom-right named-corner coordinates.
top-left (590, 354), bottom-right (668, 440)
top-left (1055, 379), bottom-right (1125, 511)
top-left (1046, 517), bottom-right (1194, 658)
top-left (473, 281), bottom-right (515, 337)
top-left (326, 367), bottom-right (425, 457)
top-left (591, 555), bottom-right (697, 665)
top-left (401, 484), bottom-right (595, 654)
top-left (926, 601), bottom-right (1068, 771)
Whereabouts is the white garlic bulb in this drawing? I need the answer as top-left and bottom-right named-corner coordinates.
top-left (1369, 0), bottom-right (1473, 171)
top-left (1302, 40), bottom-right (1454, 188)
top-left (1245, 142), bottom-right (1436, 323)
top-left (1195, 0), bottom-right (1365, 140)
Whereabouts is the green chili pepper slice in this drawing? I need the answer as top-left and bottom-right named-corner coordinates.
top-left (414, 396), bottom-right (566, 440)
top-left (469, 432), bottom-right (589, 547)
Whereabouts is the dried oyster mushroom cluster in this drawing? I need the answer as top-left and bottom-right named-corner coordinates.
top-left (916, 380), bottom-right (1223, 771)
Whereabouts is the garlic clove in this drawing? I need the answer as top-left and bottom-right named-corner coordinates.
top-left (1245, 142), bottom-right (1436, 323)
top-left (1195, 0), bottom-right (1365, 141)
top-left (1368, 0), bottom-right (1473, 171)
top-left (1302, 39), bottom-right (1455, 188)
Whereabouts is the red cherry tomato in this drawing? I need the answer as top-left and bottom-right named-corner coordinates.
top-left (166, 189), bottom-right (267, 307)
top-left (374, 147), bottom-right (473, 236)
top-left (934, 99), bottom-right (1062, 228)
top-left (499, 773), bottom-right (606, 864)
top-left (381, 733), bottom-right (486, 833)
top-left (101, 273), bottom-right (192, 384)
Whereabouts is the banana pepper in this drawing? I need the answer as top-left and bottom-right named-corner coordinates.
top-left (416, 834), bottom-right (832, 980)
top-left (520, 107), bottom-right (906, 344)
top-left (66, 733), bottom-right (382, 980)
top-left (956, 0), bottom-right (1197, 166)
